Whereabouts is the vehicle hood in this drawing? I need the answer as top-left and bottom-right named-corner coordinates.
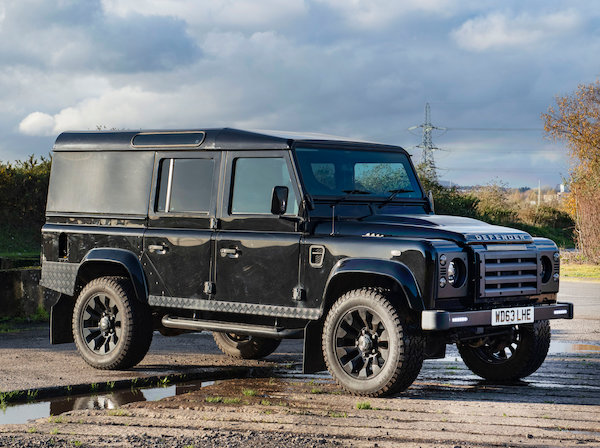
top-left (313, 213), bottom-right (533, 245)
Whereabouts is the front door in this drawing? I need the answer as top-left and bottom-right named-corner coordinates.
top-left (214, 152), bottom-right (301, 306)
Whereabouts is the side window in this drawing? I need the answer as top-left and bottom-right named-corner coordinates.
top-left (231, 157), bottom-right (298, 215)
top-left (156, 158), bottom-right (214, 213)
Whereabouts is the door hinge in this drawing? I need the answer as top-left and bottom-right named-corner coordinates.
top-left (203, 281), bottom-right (215, 295)
top-left (292, 286), bottom-right (305, 302)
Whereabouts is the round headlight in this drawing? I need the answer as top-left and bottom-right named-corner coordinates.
top-left (540, 256), bottom-right (552, 283)
top-left (448, 261), bottom-right (456, 285)
top-left (447, 258), bottom-right (466, 288)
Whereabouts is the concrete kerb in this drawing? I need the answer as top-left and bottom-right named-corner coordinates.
top-left (0, 366), bottom-right (275, 406)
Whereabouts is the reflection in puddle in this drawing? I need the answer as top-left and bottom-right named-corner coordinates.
top-left (49, 389), bottom-right (147, 416)
top-left (0, 381), bottom-right (214, 426)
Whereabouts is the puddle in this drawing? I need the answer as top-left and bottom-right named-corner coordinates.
top-left (0, 380), bottom-right (214, 426)
top-left (0, 377), bottom-right (338, 426)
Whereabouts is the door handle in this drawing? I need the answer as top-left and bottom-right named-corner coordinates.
top-left (220, 247), bottom-right (240, 259)
top-left (148, 244), bottom-right (168, 255)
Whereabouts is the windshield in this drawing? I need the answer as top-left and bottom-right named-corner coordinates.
top-left (295, 147), bottom-right (423, 200)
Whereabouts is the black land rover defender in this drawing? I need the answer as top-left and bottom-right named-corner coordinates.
top-left (40, 128), bottom-right (572, 396)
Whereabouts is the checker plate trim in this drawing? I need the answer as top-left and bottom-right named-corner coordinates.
top-left (40, 261), bottom-right (79, 295)
top-left (148, 295), bottom-right (322, 320)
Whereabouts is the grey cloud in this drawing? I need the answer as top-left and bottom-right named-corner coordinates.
top-left (86, 15), bottom-right (201, 72)
top-left (3, 0), bottom-right (600, 188)
top-left (0, 0), bottom-right (199, 73)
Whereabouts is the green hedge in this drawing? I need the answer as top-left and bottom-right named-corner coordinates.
top-left (0, 156), bottom-right (51, 256)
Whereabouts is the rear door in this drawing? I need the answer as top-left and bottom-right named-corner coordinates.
top-left (214, 151), bottom-right (302, 306)
top-left (143, 152), bottom-right (220, 304)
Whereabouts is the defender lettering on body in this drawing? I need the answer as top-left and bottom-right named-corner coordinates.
top-left (40, 128), bottom-right (573, 396)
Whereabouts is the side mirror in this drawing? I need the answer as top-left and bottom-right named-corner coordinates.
top-left (271, 186), bottom-right (289, 215)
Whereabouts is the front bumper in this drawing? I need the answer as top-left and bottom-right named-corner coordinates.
top-left (421, 302), bottom-right (573, 331)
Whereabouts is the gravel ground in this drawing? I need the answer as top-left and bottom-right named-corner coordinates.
top-left (0, 430), bottom-right (343, 448)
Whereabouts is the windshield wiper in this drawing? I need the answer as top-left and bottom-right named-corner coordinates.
top-left (377, 189), bottom-right (414, 208)
top-left (329, 190), bottom-right (372, 234)
top-left (342, 189), bottom-right (372, 195)
top-left (329, 189), bottom-right (372, 206)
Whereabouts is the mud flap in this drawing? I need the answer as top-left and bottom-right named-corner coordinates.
top-left (50, 294), bottom-right (74, 344)
top-left (424, 333), bottom-right (447, 359)
top-left (303, 320), bottom-right (326, 373)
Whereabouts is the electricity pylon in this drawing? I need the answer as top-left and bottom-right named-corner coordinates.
top-left (408, 103), bottom-right (445, 181)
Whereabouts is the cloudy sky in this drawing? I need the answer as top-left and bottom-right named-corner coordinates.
top-left (1, 0), bottom-right (599, 188)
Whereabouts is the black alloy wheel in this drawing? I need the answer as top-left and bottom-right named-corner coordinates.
top-left (323, 288), bottom-right (424, 396)
top-left (73, 276), bottom-right (153, 370)
top-left (458, 320), bottom-right (551, 381)
top-left (333, 306), bottom-right (390, 379)
top-left (79, 292), bottom-right (122, 356)
top-left (213, 331), bottom-right (281, 359)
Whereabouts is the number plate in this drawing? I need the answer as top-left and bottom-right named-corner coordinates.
top-left (491, 306), bottom-right (534, 326)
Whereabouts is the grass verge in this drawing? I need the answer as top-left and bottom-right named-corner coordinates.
top-left (560, 264), bottom-right (600, 280)
top-left (0, 306), bottom-right (50, 332)
top-left (0, 224), bottom-right (41, 258)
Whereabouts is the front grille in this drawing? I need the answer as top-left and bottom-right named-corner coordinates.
top-left (479, 251), bottom-right (539, 298)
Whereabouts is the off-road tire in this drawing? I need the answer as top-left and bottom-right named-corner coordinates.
top-left (322, 288), bottom-right (425, 397)
top-left (73, 276), bottom-right (153, 370)
top-left (213, 332), bottom-right (281, 359)
top-left (457, 320), bottom-right (551, 381)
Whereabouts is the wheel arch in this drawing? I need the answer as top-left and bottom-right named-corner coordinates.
top-left (77, 248), bottom-right (148, 303)
top-left (322, 258), bottom-right (424, 315)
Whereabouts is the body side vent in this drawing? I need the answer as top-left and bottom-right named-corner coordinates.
top-left (309, 245), bottom-right (325, 268)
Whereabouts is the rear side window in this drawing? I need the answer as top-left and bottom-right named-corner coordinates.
top-left (47, 151), bottom-right (154, 215)
top-left (156, 158), bottom-right (214, 213)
